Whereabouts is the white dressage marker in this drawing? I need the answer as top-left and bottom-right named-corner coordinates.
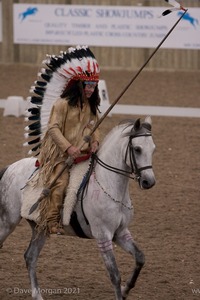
top-left (3, 96), bottom-right (26, 117)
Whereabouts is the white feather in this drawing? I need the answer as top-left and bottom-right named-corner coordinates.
top-left (166, 0), bottom-right (181, 9)
top-left (25, 126), bottom-right (30, 131)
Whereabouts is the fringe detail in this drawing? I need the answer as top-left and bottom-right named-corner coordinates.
top-left (35, 195), bottom-right (51, 235)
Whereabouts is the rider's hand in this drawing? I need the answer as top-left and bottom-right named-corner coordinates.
top-left (90, 141), bottom-right (99, 153)
top-left (66, 145), bottom-right (81, 159)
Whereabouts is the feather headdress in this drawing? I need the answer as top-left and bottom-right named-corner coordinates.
top-left (24, 45), bottom-right (100, 155)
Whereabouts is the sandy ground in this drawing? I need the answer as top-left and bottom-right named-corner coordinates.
top-left (0, 64), bottom-right (200, 300)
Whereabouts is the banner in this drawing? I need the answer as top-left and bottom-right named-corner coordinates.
top-left (13, 4), bottom-right (200, 49)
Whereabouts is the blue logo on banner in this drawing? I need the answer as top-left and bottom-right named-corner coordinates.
top-left (19, 7), bottom-right (38, 21)
top-left (178, 12), bottom-right (199, 28)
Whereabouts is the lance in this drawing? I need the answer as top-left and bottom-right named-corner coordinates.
top-left (29, 9), bottom-right (187, 215)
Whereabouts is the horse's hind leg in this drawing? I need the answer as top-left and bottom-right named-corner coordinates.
top-left (114, 229), bottom-right (145, 299)
top-left (0, 215), bottom-right (21, 249)
top-left (24, 220), bottom-right (47, 300)
top-left (97, 239), bottom-right (123, 300)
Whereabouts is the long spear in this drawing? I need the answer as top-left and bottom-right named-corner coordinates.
top-left (29, 9), bottom-right (187, 215)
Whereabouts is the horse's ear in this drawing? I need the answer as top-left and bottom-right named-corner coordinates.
top-left (144, 116), bottom-right (152, 126)
top-left (134, 118), bottom-right (141, 131)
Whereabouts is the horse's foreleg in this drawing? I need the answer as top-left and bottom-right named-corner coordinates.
top-left (97, 239), bottom-right (123, 300)
top-left (24, 220), bottom-right (47, 300)
top-left (114, 230), bottom-right (145, 299)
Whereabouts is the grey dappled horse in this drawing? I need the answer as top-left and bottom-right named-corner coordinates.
top-left (0, 117), bottom-right (156, 300)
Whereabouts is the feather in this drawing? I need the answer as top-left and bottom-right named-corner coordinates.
top-left (28, 107), bottom-right (40, 115)
top-left (28, 149), bottom-right (33, 155)
top-left (162, 7), bottom-right (179, 16)
top-left (160, 0), bottom-right (186, 17)
top-left (33, 87), bottom-right (45, 97)
top-left (40, 73), bottom-right (52, 82)
top-left (25, 126), bottom-right (30, 131)
top-left (27, 137), bottom-right (40, 145)
top-left (28, 115), bottom-right (40, 121)
top-left (28, 121), bottom-right (41, 131)
top-left (30, 96), bottom-right (43, 105)
top-left (34, 80), bottom-right (47, 87)
top-left (31, 144), bottom-right (41, 152)
top-left (28, 129), bottom-right (41, 136)
top-left (28, 143), bottom-right (41, 154)
top-left (165, 0), bottom-right (180, 9)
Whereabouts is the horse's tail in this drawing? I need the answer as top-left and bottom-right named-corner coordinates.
top-left (0, 167), bottom-right (8, 181)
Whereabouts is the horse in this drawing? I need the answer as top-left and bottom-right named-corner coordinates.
top-left (0, 117), bottom-right (156, 300)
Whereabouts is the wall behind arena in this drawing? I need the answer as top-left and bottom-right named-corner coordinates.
top-left (0, 0), bottom-right (199, 70)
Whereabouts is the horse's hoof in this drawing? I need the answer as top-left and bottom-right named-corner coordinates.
top-left (0, 243), bottom-right (3, 249)
top-left (121, 286), bottom-right (128, 299)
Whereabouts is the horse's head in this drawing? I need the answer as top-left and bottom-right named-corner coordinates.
top-left (123, 116), bottom-right (156, 189)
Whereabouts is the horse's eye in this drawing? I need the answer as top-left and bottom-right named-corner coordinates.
top-left (134, 146), bottom-right (142, 154)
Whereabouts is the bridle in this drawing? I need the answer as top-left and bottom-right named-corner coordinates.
top-left (124, 132), bottom-right (153, 180)
top-left (92, 130), bottom-right (153, 181)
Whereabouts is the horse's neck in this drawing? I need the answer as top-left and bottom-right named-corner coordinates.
top-left (95, 126), bottom-right (129, 190)
top-left (98, 127), bottom-right (125, 168)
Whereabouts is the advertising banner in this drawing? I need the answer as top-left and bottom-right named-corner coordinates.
top-left (13, 4), bottom-right (200, 49)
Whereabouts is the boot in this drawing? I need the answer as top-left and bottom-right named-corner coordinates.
top-left (48, 222), bottom-right (65, 235)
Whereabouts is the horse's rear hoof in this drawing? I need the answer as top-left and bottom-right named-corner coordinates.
top-left (0, 243), bottom-right (3, 249)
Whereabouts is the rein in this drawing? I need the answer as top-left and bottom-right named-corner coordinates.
top-left (92, 153), bottom-right (135, 180)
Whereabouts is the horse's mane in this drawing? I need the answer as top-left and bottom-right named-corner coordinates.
top-left (100, 118), bottom-right (151, 150)
top-left (0, 167), bottom-right (9, 180)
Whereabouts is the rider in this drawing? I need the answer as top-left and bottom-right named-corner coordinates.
top-left (29, 46), bottom-right (101, 235)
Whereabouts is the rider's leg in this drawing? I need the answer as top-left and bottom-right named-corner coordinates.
top-left (46, 162), bottom-right (69, 234)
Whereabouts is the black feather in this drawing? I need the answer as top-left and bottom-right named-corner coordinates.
top-left (28, 137), bottom-right (41, 145)
top-left (28, 107), bottom-right (40, 115)
top-left (31, 143), bottom-right (41, 152)
top-left (28, 121), bottom-right (41, 131)
top-left (28, 115), bottom-right (40, 121)
top-left (44, 68), bottom-right (53, 76)
top-left (34, 87), bottom-right (45, 97)
top-left (162, 9), bottom-right (172, 16)
top-left (40, 73), bottom-right (52, 82)
top-left (35, 81), bottom-right (47, 87)
top-left (46, 56), bottom-right (65, 71)
top-left (30, 96), bottom-right (43, 105)
top-left (28, 129), bottom-right (41, 136)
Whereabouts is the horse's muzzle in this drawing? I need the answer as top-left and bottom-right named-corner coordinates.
top-left (139, 174), bottom-right (156, 189)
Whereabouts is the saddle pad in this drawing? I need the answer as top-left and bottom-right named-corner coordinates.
top-left (21, 160), bottom-right (90, 224)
